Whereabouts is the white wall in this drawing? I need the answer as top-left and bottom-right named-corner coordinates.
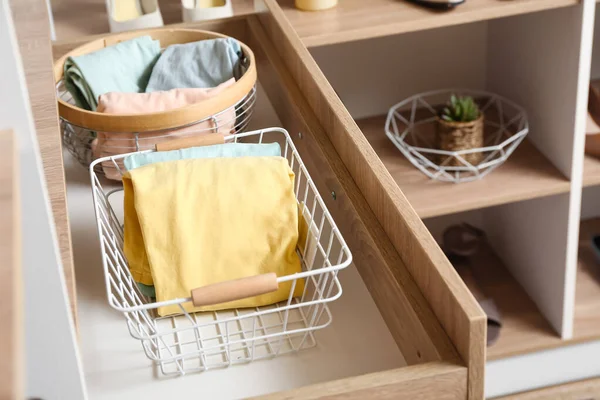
top-left (309, 22), bottom-right (488, 120)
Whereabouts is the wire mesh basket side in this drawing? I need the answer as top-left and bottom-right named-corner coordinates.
top-left (89, 128), bottom-right (352, 375)
top-left (385, 89), bottom-right (529, 183)
top-left (59, 79), bottom-right (257, 177)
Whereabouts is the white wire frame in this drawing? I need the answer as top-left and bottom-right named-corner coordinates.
top-left (385, 89), bottom-right (529, 183)
top-left (57, 79), bottom-right (257, 177)
top-left (89, 127), bottom-right (353, 376)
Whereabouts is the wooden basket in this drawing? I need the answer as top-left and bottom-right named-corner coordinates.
top-left (54, 28), bottom-right (256, 133)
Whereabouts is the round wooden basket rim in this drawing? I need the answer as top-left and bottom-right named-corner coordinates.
top-left (54, 28), bottom-right (257, 133)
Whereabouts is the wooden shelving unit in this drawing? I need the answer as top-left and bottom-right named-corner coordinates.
top-left (281, 0), bottom-right (596, 393)
top-left (357, 115), bottom-right (571, 218)
top-left (0, 130), bottom-right (19, 400)
top-left (278, 0), bottom-right (578, 47)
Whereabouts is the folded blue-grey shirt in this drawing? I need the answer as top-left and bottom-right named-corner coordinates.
top-left (145, 38), bottom-right (243, 92)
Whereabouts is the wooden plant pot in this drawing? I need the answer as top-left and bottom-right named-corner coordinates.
top-left (436, 114), bottom-right (484, 167)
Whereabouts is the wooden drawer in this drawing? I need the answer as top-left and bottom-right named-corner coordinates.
top-left (52, 2), bottom-right (485, 398)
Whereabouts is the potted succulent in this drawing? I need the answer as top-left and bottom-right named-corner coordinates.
top-left (437, 95), bottom-right (484, 166)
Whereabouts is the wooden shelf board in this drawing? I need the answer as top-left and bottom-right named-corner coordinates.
top-left (573, 218), bottom-right (600, 343)
top-left (278, 0), bottom-right (578, 47)
top-left (583, 155), bottom-right (600, 187)
top-left (470, 244), bottom-right (561, 360)
top-left (358, 114), bottom-right (571, 219)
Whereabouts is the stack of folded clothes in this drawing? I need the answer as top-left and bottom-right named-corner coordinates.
top-left (122, 142), bottom-right (306, 316)
top-left (63, 36), bottom-right (247, 180)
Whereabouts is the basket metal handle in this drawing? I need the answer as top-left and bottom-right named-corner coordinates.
top-left (155, 133), bottom-right (225, 152)
top-left (190, 273), bottom-right (279, 307)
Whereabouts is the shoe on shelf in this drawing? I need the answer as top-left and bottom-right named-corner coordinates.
top-left (443, 223), bottom-right (503, 347)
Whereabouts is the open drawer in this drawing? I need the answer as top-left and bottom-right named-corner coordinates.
top-left (52, 2), bottom-right (485, 399)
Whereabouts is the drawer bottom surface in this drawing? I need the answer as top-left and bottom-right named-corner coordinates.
top-left (68, 85), bottom-right (407, 399)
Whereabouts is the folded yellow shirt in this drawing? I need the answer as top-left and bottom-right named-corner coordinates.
top-left (123, 157), bottom-right (304, 316)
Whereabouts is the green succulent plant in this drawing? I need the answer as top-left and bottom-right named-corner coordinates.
top-left (440, 95), bottom-right (480, 123)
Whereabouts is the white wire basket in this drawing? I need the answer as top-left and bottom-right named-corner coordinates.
top-left (385, 89), bottom-right (529, 183)
top-left (90, 127), bottom-right (352, 376)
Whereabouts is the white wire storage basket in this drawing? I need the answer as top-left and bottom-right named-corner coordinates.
top-left (385, 89), bottom-right (529, 183)
top-left (90, 128), bottom-right (353, 376)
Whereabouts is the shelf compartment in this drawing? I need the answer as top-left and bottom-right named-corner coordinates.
top-left (436, 234), bottom-right (560, 360)
top-left (358, 114), bottom-right (570, 219)
top-left (583, 155), bottom-right (600, 187)
top-left (574, 218), bottom-right (600, 343)
top-left (278, 0), bottom-right (577, 47)
top-left (426, 217), bottom-right (600, 361)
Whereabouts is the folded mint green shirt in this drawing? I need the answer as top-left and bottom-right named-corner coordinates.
top-left (64, 36), bottom-right (161, 111)
top-left (125, 142), bottom-right (282, 299)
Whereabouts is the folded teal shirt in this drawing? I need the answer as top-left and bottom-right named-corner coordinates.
top-left (64, 36), bottom-right (161, 111)
top-left (124, 142), bottom-right (281, 171)
top-left (145, 38), bottom-right (244, 92)
top-left (125, 142), bottom-right (282, 299)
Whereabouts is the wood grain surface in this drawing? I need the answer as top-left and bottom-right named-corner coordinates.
top-left (247, 15), bottom-right (458, 365)
top-left (358, 114), bottom-right (571, 219)
top-left (497, 377), bottom-right (600, 399)
top-left (277, 0), bottom-right (578, 47)
top-left (0, 130), bottom-right (21, 400)
top-left (257, 2), bottom-right (486, 398)
top-left (254, 361), bottom-right (468, 400)
top-left (10, 0), bottom-right (77, 322)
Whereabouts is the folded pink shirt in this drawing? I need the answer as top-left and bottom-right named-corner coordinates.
top-left (93, 79), bottom-right (236, 180)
